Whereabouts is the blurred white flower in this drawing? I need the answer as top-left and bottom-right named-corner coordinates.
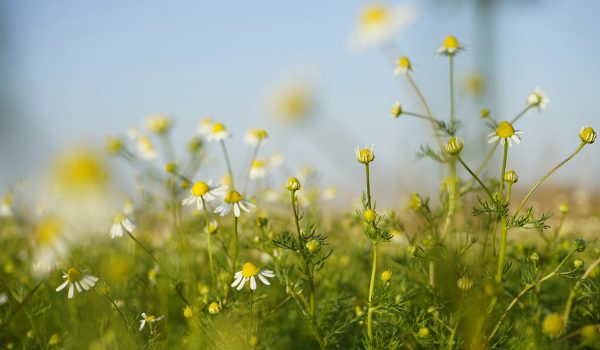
top-left (526, 87), bottom-right (549, 111)
top-left (110, 213), bottom-right (135, 239)
top-left (139, 312), bottom-right (164, 331)
top-left (349, 3), bottom-right (416, 49)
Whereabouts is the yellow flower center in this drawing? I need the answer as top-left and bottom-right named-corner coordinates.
top-left (224, 191), bottom-right (243, 204)
top-left (253, 129), bottom-right (268, 140)
top-left (191, 181), bottom-right (209, 197)
top-left (397, 56), bottom-right (411, 69)
top-left (241, 262), bottom-right (260, 278)
top-left (364, 209), bottom-right (377, 222)
top-left (496, 121), bottom-right (516, 138)
top-left (211, 122), bottom-right (226, 133)
top-left (36, 217), bottom-right (61, 245)
top-left (251, 159), bottom-right (266, 169)
top-left (67, 268), bottom-right (82, 283)
top-left (146, 115), bottom-right (171, 134)
top-left (113, 213), bottom-right (125, 224)
top-left (443, 35), bottom-right (460, 49)
top-left (361, 5), bottom-right (389, 27)
top-left (146, 315), bottom-right (156, 322)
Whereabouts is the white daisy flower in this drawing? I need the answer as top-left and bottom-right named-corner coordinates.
top-left (139, 312), bottom-right (164, 331)
top-left (206, 122), bottom-right (229, 142)
top-left (437, 35), bottom-right (464, 56)
top-left (249, 159), bottom-right (269, 180)
top-left (349, 3), bottom-right (416, 49)
top-left (214, 191), bottom-right (255, 217)
top-left (269, 153), bottom-right (285, 169)
top-left (231, 262), bottom-right (275, 291)
top-left (33, 216), bottom-right (69, 276)
top-left (487, 121), bottom-right (523, 147)
top-left (136, 135), bottom-right (156, 160)
top-left (355, 144), bottom-right (375, 164)
top-left (322, 186), bottom-right (338, 201)
top-left (181, 181), bottom-right (226, 210)
top-left (110, 213), bottom-right (135, 239)
top-left (526, 87), bottom-right (549, 111)
top-left (393, 56), bottom-right (413, 76)
top-left (244, 128), bottom-right (269, 146)
top-left (198, 117), bottom-right (214, 135)
top-left (145, 114), bottom-right (172, 135)
top-left (55, 268), bottom-right (99, 299)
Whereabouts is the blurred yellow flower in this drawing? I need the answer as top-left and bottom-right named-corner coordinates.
top-left (145, 114), bottom-right (172, 134)
top-left (349, 3), bottom-right (416, 49)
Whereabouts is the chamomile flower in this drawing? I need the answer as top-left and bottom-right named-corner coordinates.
top-left (214, 191), bottom-right (255, 217)
top-left (526, 87), bottom-right (549, 111)
top-left (181, 181), bottom-right (226, 210)
top-left (139, 312), bottom-right (164, 331)
top-left (145, 114), bottom-right (172, 134)
top-left (244, 128), bottom-right (269, 146)
top-left (231, 262), bottom-right (275, 291)
top-left (0, 194), bottom-right (13, 217)
top-left (249, 159), bottom-right (269, 180)
top-left (437, 35), bottom-right (464, 56)
top-left (33, 216), bottom-right (68, 274)
top-left (349, 3), bottom-right (416, 49)
top-left (110, 213), bottom-right (135, 239)
top-left (55, 268), bottom-right (99, 299)
top-left (198, 117), bottom-right (214, 135)
top-left (355, 144), bottom-right (375, 164)
top-left (137, 135), bottom-right (156, 160)
top-left (488, 121), bottom-right (523, 147)
top-left (206, 122), bottom-right (229, 142)
top-left (393, 56), bottom-right (413, 75)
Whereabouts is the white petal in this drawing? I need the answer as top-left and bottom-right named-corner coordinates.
top-left (68, 284), bottom-right (75, 298)
top-left (231, 276), bottom-right (243, 288)
top-left (56, 280), bottom-right (69, 292)
top-left (250, 276), bottom-right (257, 290)
top-left (233, 203), bottom-right (241, 217)
top-left (122, 219), bottom-right (135, 233)
top-left (196, 199), bottom-right (204, 211)
top-left (512, 135), bottom-right (521, 144)
top-left (488, 135), bottom-right (499, 144)
top-left (113, 224), bottom-right (123, 239)
top-left (74, 281), bottom-right (82, 292)
top-left (182, 196), bottom-right (195, 205)
top-left (260, 270), bottom-right (275, 277)
top-left (139, 320), bottom-right (146, 331)
top-left (258, 273), bottom-right (270, 285)
top-left (86, 275), bottom-right (99, 282)
top-left (236, 277), bottom-right (247, 290)
top-left (79, 279), bottom-right (91, 290)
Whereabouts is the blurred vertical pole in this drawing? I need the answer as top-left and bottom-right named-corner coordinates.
top-left (474, 0), bottom-right (497, 111)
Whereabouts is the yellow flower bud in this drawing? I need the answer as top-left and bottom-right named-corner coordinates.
top-left (286, 177), bottom-right (301, 191)
top-left (542, 313), bottom-right (564, 337)
top-left (579, 126), bottom-right (597, 144)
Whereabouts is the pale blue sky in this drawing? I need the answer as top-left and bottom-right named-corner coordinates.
top-left (2, 0), bottom-right (599, 203)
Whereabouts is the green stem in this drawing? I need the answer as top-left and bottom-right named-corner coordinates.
top-left (487, 248), bottom-right (578, 343)
top-left (249, 291), bottom-right (254, 338)
top-left (106, 294), bottom-right (131, 333)
top-left (499, 142), bottom-right (509, 196)
top-left (462, 141), bottom-right (499, 194)
top-left (365, 163), bottom-right (372, 209)
top-left (456, 156), bottom-right (494, 200)
top-left (449, 55), bottom-right (456, 128)
top-left (405, 73), bottom-right (444, 151)
top-left (563, 256), bottom-right (600, 328)
top-left (220, 139), bottom-right (235, 190)
top-left (201, 198), bottom-right (215, 286)
top-left (367, 242), bottom-right (378, 342)
top-left (514, 142), bottom-right (586, 219)
top-left (233, 216), bottom-right (239, 272)
top-left (510, 106), bottom-right (532, 125)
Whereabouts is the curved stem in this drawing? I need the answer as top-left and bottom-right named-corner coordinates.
top-left (405, 73), bottom-right (444, 151)
top-left (563, 256), bottom-right (600, 327)
top-left (106, 294), bottom-right (131, 333)
top-left (510, 105), bottom-right (532, 125)
top-left (367, 242), bottom-right (378, 342)
top-left (514, 142), bottom-right (586, 219)
top-left (487, 248), bottom-right (578, 343)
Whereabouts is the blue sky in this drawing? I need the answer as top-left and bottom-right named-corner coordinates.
top-left (2, 0), bottom-right (600, 203)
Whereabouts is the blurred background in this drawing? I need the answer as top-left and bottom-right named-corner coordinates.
top-left (1, 0), bottom-right (599, 206)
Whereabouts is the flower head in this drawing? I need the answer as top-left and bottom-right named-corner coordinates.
top-left (355, 144), bottom-right (375, 164)
top-left (137, 135), bottom-right (156, 160)
top-left (139, 312), bottom-right (164, 331)
top-left (526, 88), bottom-right (549, 111)
top-left (182, 181), bottom-right (226, 211)
top-left (579, 126), bottom-right (597, 144)
top-left (145, 114), bottom-right (172, 134)
top-left (488, 121), bottom-right (523, 147)
top-left (286, 177), bottom-right (301, 192)
top-left (110, 213), bottom-right (135, 239)
top-left (244, 128), bottom-right (269, 146)
top-left (207, 122), bottom-right (229, 142)
top-left (214, 191), bottom-right (255, 217)
top-left (437, 35), bottom-right (463, 56)
top-left (249, 159), bottom-right (269, 180)
top-left (380, 270), bottom-right (392, 283)
top-left (457, 276), bottom-right (473, 291)
top-left (231, 262), bottom-right (275, 291)
top-left (183, 305), bottom-right (194, 318)
top-left (55, 268), bottom-right (99, 299)
top-left (105, 136), bottom-right (123, 155)
top-left (198, 117), bottom-right (214, 135)
top-left (208, 301), bottom-right (221, 315)
top-left (391, 102), bottom-right (403, 118)
top-left (349, 3), bottom-right (416, 49)
top-left (542, 313), bottom-right (564, 337)
top-left (503, 170), bottom-right (518, 184)
top-left (394, 56), bottom-right (413, 75)
top-left (444, 137), bottom-right (464, 156)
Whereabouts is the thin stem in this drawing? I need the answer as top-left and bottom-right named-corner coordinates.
top-left (367, 242), bottom-right (378, 342)
top-left (495, 143), bottom-right (510, 284)
top-left (499, 142), bottom-right (509, 196)
top-left (487, 248), bottom-right (578, 343)
top-left (449, 55), bottom-right (456, 128)
top-left (563, 256), bottom-right (600, 327)
top-left (365, 164), bottom-right (372, 209)
top-left (510, 105), bottom-right (532, 125)
top-left (405, 73), bottom-right (444, 151)
top-left (0, 281), bottom-right (42, 334)
top-left (220, 139), bottom-right (235, 190)
top-left (106, 294), bottom-right (131, 333)
top-left (441, 161), bottom-right (458, 239)
top-left (456, 156), bottom-right (494, 200)
top-left (461, 141), bottom-right (499, 194)
top-left (233, 216), bottom-right (239, 272)
top-left (402, 111), bottom-right (433, 120)
top-left (291, 191), bottom-right (302, 237)
top-left (249, 291), bottom-right (254, 338)
top-left (242, 140), bottom-right (262, 195)
top-left (514, 142), bottom-right (586, 219)
top-left (201, 198), bottom-right (215, 286)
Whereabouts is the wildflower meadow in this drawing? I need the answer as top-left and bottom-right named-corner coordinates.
top-left (1, 3), bottom-right (600, 350)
